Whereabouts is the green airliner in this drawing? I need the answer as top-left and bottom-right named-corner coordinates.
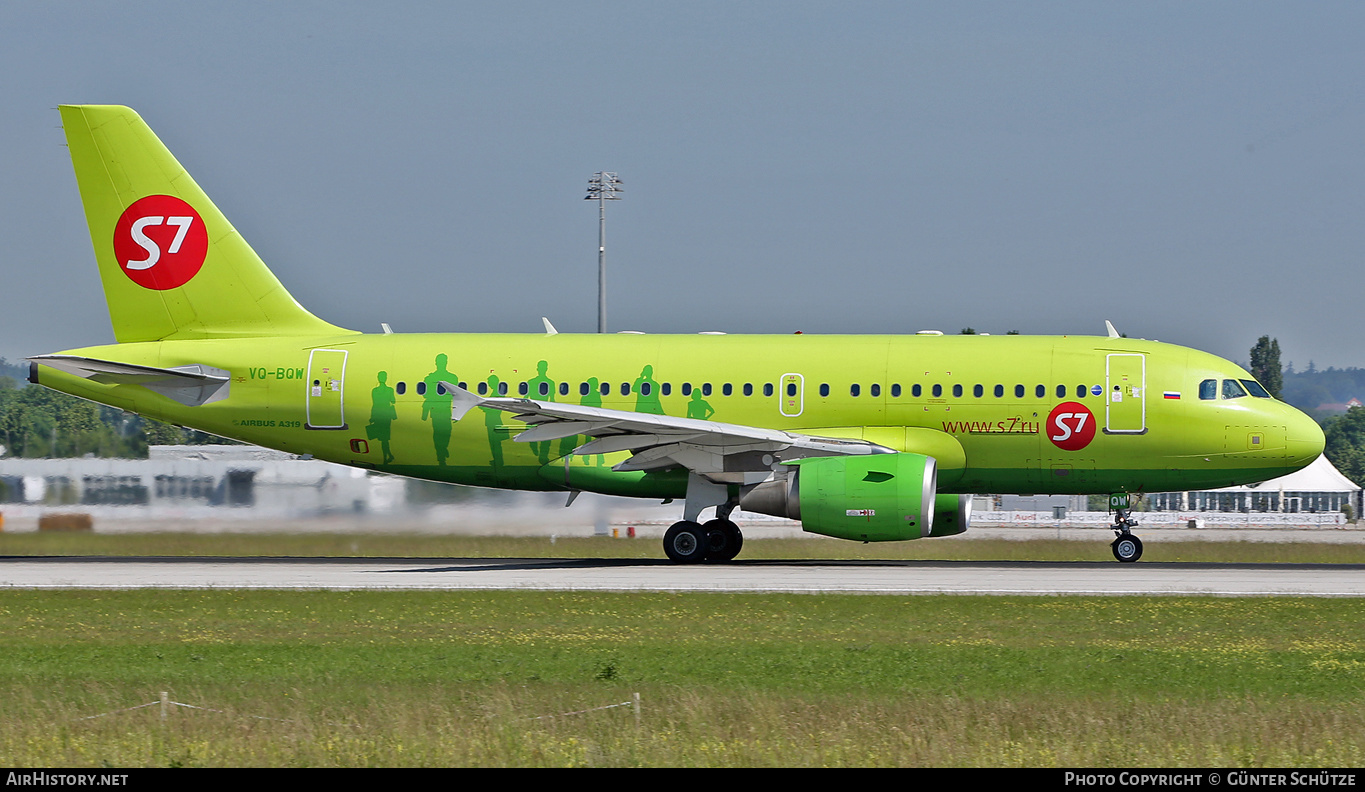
top-left (29, 105), bottom-right (1325, 564)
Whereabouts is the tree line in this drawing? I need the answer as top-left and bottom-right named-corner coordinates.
top-left (1248, 337), bottom-right (1365, 488)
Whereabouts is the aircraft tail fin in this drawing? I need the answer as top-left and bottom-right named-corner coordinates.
top-left (59, 105), bottom-right (353, 343)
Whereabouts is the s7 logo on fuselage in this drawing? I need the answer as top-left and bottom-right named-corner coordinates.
top-left (1047, 402), bottom-right (1096, 451)
top-left (112, 195), bottom-right (208, 290)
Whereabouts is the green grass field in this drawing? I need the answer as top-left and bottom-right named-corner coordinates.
top-left (2, 589), bottom-right (1363, 767)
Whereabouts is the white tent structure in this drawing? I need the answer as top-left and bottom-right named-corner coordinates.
top-left (1149, 455), bottom-right (1361, 515)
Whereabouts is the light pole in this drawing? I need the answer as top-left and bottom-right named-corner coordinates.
top-left (585, 172), bottom-right (622, 333)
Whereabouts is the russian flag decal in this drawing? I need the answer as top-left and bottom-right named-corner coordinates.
top-left (1164, 391), bottom-right (1181, 399)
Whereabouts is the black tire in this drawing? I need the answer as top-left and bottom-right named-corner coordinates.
top-left (663, 521), bottom-right (708, 564)
top-left (702, 518), bottom-right (744, 562)
top-left (1112, 534), bottom-right (1144, 563)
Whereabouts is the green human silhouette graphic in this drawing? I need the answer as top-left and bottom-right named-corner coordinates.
top-left (526, 360), bottom-right (556, 465)
top-left (574, 376), bottom-right (605, 466)
top-left (633, 365), bottom-right (665, 415)
top-left (484, 374), bottom-right (507, 469)
top-left (367, 371), bottom-right (397, 465)
top-left (421, 354), bottom-right (457, 466)
top-left (686, 389), bottom-right (715, 421)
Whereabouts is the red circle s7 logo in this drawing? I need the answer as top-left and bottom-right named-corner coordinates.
top-left (1047, 401), bottom-right (1096, 451)
top-left (112, 195), bottom-right (208, 290)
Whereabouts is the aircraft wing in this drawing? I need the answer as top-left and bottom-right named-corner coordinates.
top-left (441, 382), bottom-right (891, 478)
top-left (29, 355), bottom-right (231, 407)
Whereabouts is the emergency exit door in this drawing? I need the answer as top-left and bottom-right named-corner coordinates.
top-left (779, 373), bottom-right (804, 417)
top-left (306, 348), bottom-right (348, 429)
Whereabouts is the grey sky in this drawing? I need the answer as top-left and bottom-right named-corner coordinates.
top-left (3, 2), bottom-right (1363, 370)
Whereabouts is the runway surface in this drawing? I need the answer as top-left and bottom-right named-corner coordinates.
top-left (3, 556), bottom-right (1364, 596)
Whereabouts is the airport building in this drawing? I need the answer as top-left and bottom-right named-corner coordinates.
top-left (1146, 454), bottom-right (1360, 516)
top-left (0, 445), bottom-right (403, 520)
top-left (0, 446), bottom-right (1357, 533)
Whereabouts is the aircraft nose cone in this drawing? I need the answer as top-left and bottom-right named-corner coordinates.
top-left (1285, 407), bottom-right (1325, 468)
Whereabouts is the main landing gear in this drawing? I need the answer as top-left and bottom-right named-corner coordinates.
top-left (664, 516), bottom-right (744, 564)
top-left (663, 474), bottom-right (745, 563)
top-left (1110, 503), bottom-right (1143, 563)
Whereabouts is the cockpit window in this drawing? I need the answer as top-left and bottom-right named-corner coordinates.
top-left (1222, 379), bottom-right (1248, 399)
top-left (1240, 379), bottom-right (1271, 398)
top-left (1199, 379), bottom-right (1217, 400)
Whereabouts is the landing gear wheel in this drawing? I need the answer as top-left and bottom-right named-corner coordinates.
top-left (1112, 534), bottom-right (1143, 563)
top-left (702, 518), bottom-right (744, 562)
top-left (663, 521), bottom-right (709, 564)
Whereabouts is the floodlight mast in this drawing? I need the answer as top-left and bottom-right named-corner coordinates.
top-left (585, 172), bottom-right (623, 333)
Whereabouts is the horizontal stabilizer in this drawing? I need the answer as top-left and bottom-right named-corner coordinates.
top-left (29, 355), bottom-right (230, 407)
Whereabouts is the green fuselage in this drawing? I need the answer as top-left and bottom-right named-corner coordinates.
top-left (37, 332), bottom-right (1324, 500)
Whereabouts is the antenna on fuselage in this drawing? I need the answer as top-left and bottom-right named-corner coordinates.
top-left (1104, 320), bottom-right (1120, 339)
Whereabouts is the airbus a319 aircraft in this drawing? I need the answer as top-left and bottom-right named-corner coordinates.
top-left (29, 106), bottom-right (1325, 563)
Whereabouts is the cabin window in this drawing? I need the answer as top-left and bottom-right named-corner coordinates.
top-left (786, 383), bottom-right (797, 397)
top-left (662, 383), bottom-right (672, 396)
top-left (891, 384), bottom-right (901, 397)
top-left (559, 382), bottom-right (569, 396)
top-left (1199, 379), bottom-right (1216, 400)
top-left (1035, 384), bottom-right (1046, 398)
top-left (1222, 379), bottom-right (1248, 399)
top-left (871, 383), bottom-right (881, 397)
top-left (621, 382), bottom-right (631, 396)
top-left (1241, 379), bottom-right (1271, 398)
top-left (477, 382), bottom-right (487, 395)
top-left (952, 384), bottom-right (963, 398)
top-left (850, 384), bottom-right (861, 397)
top-left (1076, 384), bottom-right (1086, 398)
top-left (743, 383), bottom-right (753, 396)
top-left (518, 382), bottom-right (528, 396)
top-left (538, 381), bottom-right (550, 396)
top-left (819, 384), bottom-right (830, 397)
top-left (932, 384), bottom-right (943, 397)
top-left (702, 383), bottom-right (713, 396)
top-left (912, 384), bottom-right (922, 397)
top-left (722, 383), bottom-right (732, 396)
top-left (498, 381), bottom-right (508, 396)
top-left (600, 381), bottom-right (610, 396)
top-left (1056, 384), bottom-right (1066, 398)
top-left (764, 383), bottom-right (774, 397)
top-left (973, 384), bottom-right (984, 398)
top-left (580, 382), bottom-right (590, 396)
top-left (1015, 384), bottom-right (1025, 398)
top-left (458, 381), bottom-right (467, 391)
top-left (641, 382), bottom-right (652, 396)
top-left (417, 382), bottom-right (427, 395)
top-left (396, 382), bottom-right (406, 395)
top-left (682, 383), bottom-right (693, 396)
top-left (436, 383), bottom-right (447, 395)
top-left (994, 384), bottom-right (1004, 398)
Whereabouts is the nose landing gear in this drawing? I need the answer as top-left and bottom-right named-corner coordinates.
top-left (1109, 496), bottom-right (1143, 562)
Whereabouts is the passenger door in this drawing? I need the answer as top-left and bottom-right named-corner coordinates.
top-left (1105, 353), bottom-right (1145, 434)
top-left (306, 348), bottom-right (348, 429)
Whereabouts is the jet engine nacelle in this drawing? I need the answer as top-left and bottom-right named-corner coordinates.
top-left (740, 452), bottom-right (938, 541)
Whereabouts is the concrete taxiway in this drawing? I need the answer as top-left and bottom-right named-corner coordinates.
top-left (2, 557), bottom-right (1363, 596)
